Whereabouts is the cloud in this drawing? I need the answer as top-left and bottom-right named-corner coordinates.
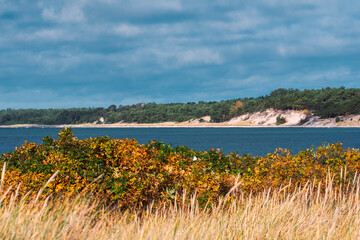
top-left (21, 29), bottom-right (75, 42)
top-left (131, 0), bottom-right (183, 12)
top-left (113, 24), bottom-right (143, 37)
top-left (42, 2), bottom-right (86, 23)
top-left (0, 0), bottom-right (359, 108)
top-left (174, 48), bottom-right (223, 65)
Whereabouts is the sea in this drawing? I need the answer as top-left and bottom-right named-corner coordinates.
top-left (0, 127), bottom-right (359, 156)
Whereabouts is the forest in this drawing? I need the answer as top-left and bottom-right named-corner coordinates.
top-left (1, 87), bottom-right (360, 125)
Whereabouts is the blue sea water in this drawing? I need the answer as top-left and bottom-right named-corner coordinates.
top-left (0, 127), bottom-right (359, 156)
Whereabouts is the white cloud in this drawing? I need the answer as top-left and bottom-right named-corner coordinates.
top-left (176, 49), bottom-right (222, 65)
top-left (148, 47), bottom-right (223, 67)
top-left (288, 67), bottom-right (354, 85)
top-left (206, 75), bottom-right (268, 89)
top-left (207, 9), bottom-right (266, 33)
top-left (227, 9), bottom-right (267, 31)
top-left (113, 24), bottom-right (143, 37)
top-left (22, 29), bottom-right (75, 42)
top-left (33, 29), bottom-right (64, 41)
top-left (26, 52), bottom-right (82, 73)
top-left (42, 3), bottom-right (85, 23)
top-left (131, 0), bottom-right (183, 12)
top-left (150, 23), bottom-right (189, 35)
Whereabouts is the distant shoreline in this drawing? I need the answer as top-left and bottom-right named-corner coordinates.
top-left (2, 109), bottom-right (360, 128)
top-left (1, 123), bottom-right (360, 128)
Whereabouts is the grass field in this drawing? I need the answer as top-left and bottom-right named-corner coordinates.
top-left (1, 167), bottom-right (360, 239)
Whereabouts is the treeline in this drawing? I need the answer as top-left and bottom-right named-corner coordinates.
top-left (264, 87), bottom-right (360, 118)
top-left (0, 108), bottom-right (105, 125)
top-left (1, 87), bottom-right (360, 125)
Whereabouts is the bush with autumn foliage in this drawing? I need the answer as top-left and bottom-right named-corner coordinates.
top-left (1, 128), bottom-right (360, 209)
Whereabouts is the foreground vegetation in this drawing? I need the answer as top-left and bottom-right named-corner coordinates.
top-left (1, 128), bottom-right (360, 209)
top-left (1, 168), bottom-right (360, 239)
top-left (1, 87), bottom-right (360, 124)
top-left (1, 128), bottom-right (360, 238)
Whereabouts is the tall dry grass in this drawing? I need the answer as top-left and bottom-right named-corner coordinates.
top-left (1, 163), bottom-right (360, 239)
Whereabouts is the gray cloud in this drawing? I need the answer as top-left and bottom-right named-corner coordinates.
top-left (0, 0), bottom-right (359, 108)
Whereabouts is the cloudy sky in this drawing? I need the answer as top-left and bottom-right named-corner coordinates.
top-left (1, 0), bottom-right (360, 108)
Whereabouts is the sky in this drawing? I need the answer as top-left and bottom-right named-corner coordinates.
top-left (0, 0), bottom-right (360, 109)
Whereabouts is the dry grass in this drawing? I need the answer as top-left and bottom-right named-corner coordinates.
top-left (1, 164), bottom-right (360, 239)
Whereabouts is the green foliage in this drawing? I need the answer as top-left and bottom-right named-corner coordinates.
top-left (0, 107), bottom-right (105, 125)
top-left (276, 115), bottom-right (287, 125)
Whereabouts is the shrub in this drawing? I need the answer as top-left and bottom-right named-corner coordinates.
top-left (1, 128), bottom-right (360, 210)
top-left (276, 115), bottom-right (286, 125)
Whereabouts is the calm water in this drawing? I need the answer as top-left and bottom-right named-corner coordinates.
top-left (0, 127), bottom-right (359, 156)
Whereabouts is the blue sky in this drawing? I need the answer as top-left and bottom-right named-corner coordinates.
top-left (1, 0), bottom-right (360, 108)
